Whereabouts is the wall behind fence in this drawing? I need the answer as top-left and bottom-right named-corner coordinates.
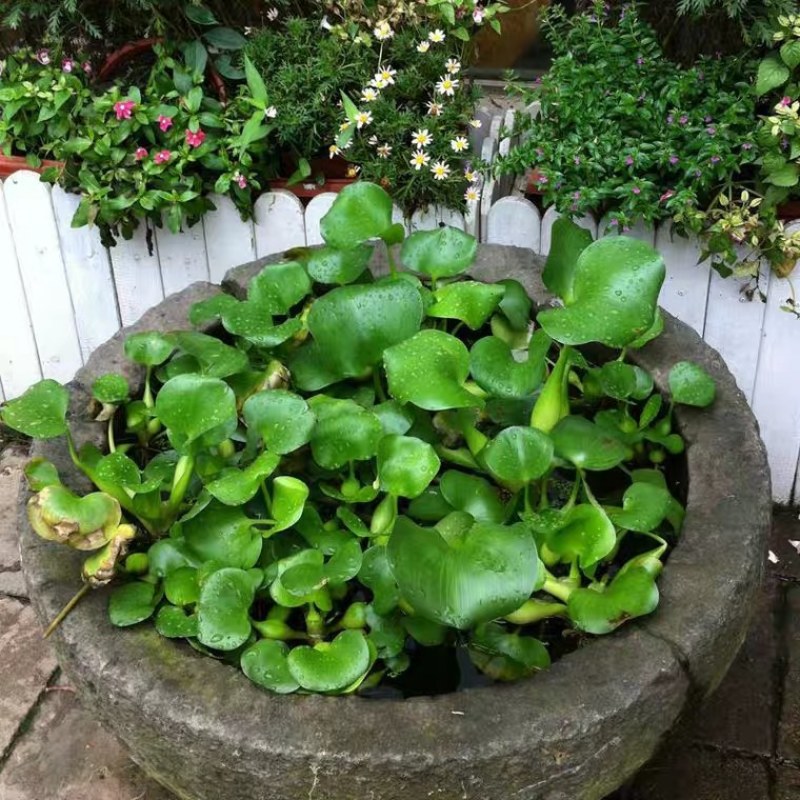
top-left (1, 171), bottom-right (798, 504)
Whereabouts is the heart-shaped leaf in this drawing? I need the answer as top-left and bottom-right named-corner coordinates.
top-left (438, 470), bottom-right (505, 523)
top-left (468, 622), bottom-right (550, 681)
top-left (607, 482), bottom-right (671, 533)
top-left (241, 640), bottom-right (300, 693)
top-left (96, 452), bottom-right (160, 494)
top-left (538, 237), bottom-right (665, 347)
top-left (402, 615), bottom-right (447, 646)
top-left (359, 545), bottom-right (399, 614)
top-left (182, 503), bottom-right (262, 569)
top-left (206, 452), bottom-right (281, 506)
top-left (568, 566), bottom-right (659, 634)
top-left (668, 361), bottom-right (716, 407)
top-left (482, 426), bottom-right (554, 486)
top-left (631, 469), bottom-right (685, 531)
top-left (155, 374), bottom-right (238, 452)
top-left (546, 503), bottom-right (616, 569)
top-left (269, 549), bottom-right (324, 606)
top-left (243, 390), bottom-right (316, 454)
top-left (1, 380), bottom-right (69, 439)
top-left (543, 216), bottom-right (594, 303)
top-left (109, 581), bottom-right (159, 626)
top-left (172, 331), bottom-right (249, 378)
top-left (164, 566), bottom-right (200, 606)
top-left (304, 244), bottom-right (374, 285)
top-left (384, 330), bottom-right (481, 411)
top-left (24, 458), bottom-right (60, 491)
top-left (292, 279), bottom-right (423, 389)
top-left (320, 182), bottom-right (394, 249)
top-left (268, 476), bottom-right (309, 533)
top-left (92, 373), bottom-right (130, 404)
top-left (377, 435), bottom-right (441, 498)
top-left (365, 605), bottom-right (405, 659)
top-left (197, 567), bottom-right (256, 651)
top-left (248, 260), bottom-right (312, 314)
top-left (596, 362), bottom-right (638, 400)
top-left (287, 629), bottom-right (371, 693)
top-left (310, 398), bottom-right (383, 469)
top-left (469, 332), bottom-right (548, 399)
top-left (147, 538), bottom-right (201, 577)
top-left (551, 416), bottom-right (630, 471)
top-left (28, 485), bottom-right (121, 550)
top-left (326, 538), bottom-right (364, 584)
top-left (155, 605), bottom-right (198, 638)
top-left (189, 294), bottom-right (239, 326)
top-left (400, 226), bottom-right (477, 280)
top-left (427, 281), bottom-right (505, 330)
top-left (124, 331), bottom-right (175, 366)
top-left (387, 516), bottom-right (539, 629)
top-left (406, 487), bottom-right (454, 522)
top-left (372, 400), bottom-right (415, 435)
top-left (221, 302), bottom-right (302, 348)
top-left (497, 279), bottom-right (533, 331)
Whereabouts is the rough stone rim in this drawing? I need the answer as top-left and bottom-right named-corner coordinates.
top-left (19, 244), bottom-right (770, 795)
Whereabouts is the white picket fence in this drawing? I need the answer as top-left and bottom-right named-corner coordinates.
top-left (1, 167), bottom-right (799, 504)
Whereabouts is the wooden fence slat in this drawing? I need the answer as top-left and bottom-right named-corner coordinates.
top-left (654, 224), bottom-right (711, 334)
top-left (203, 195), bottom-right (256, 283)
top-left (254, 190), bottom-right (306, 257)
top-left (408, 205), bottom-right (466, 233)
top-left (702, 265), bottom-right (768, 404)
top-left (468, 108), bottom-right (492, 152)
top-left (598, 214), bottom-right (655, 245)
top-left (486, 195), bottom-right (542, 252)
top-left (155, 220), bottom-right (210, 297)
top-left (51, 187), bottom-right (120, 362)
top-left (0, 181), bottom-right (41, 397)
top-left (540, 207), bottom-right (598, 256)
top-left (109, 224), bottom-right (165, 327)
top-left (3, 172), bottom-right (82, 382)
top-left (304, 193), bottom-right (338, 246)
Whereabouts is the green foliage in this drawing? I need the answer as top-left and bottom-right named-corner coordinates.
top-left (3, 182), bottom-right (718, 695)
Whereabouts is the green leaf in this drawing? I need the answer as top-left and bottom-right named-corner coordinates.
top-left (197, 567), bottom-right (256, 650)
top-left (241, 640), bottom-right (299, 693)
top-left (372, 400), bottom-right (415, 435)
top-left (387, 516), bottom-right (539, 629)
top-left (221, 303), bottom-right (302, 348)
top-left (537, 237), bottom-right (665, 347)
top-left (249, 261), bottom-right (311, 315)
top-left (607, 482), bottom-right (671, 533)
top-left (243, 53), bottom-right (268, 103)
top-left (320, 183), bottom-right (394, 249)
top-left (310, 398), bottom-right (383, 469)
top-left (543, 217), bottom-right (594, 303)
top-left (243, 390), bottom-right (316, 454)
top-left (147, 539), bottom-right (201, 577)
top-left (287, 630), bottom-right (371, 693)
top-left (377, 435), bottom-right (441, 498)
top-left (756, 55), bottom-right (790, 96)
top-left (359, 545), bottom-right (399, 614)
top-left (326, 538), bottom-right (363, 584)
top-left (470, 331), bottom-right (548, 399)
top-left (546, 504), bottom-right (616, 569)
top-left (497, 279), bottom-right (533, 330)
top-left (438, 470), bottom-right (505, 523)
top-left (190, 295), bottom-right (239, 326)
top-left (206, 452), bottom-right (281, 506)
top-left (400, 226), bottom-right (478, 280)
top-left (780, 40), bottom-right (800, 71)
top-left (483, 426), bottom-right (554, 486)
top-left (568, 567), bottom-right (659, 634)
top-left (668, 361), bottom-right (716, 407)
top-left (1, 380), bottom-right (69, 439)
top-left (92, 374), bottom-right (129, 404)
top-left (182, 503), bottom-right (262, 569)
top-left (24, 458), bottom-right (60, 491)
top-left (269, 476), bottom-right (309, 533)
top-left (551, 416), bottom-right (630, 471)
top-left (172, 331), bottom-right (248, 378)
top-left (155, 605), bottom-right (198, 638)
top-left (124, 331), bottom-right (175, 366)
top-left (304, 244), bottom-right (373, 285)
top-left (183, 40), bottom-right (208, 75)
top-left (185, 4), bottom-right (218, 24)
top-left (365, 605), bottom-right (405, 659)
top-left (155, 374), bottom-right (237, 451)
top-left (384, 330), bottom-right (481, 411)
top-left (164, 566), bottom-right (200, 606)
top-left (427, 281), bottom-right (505, 330)
top-left (402, 615), bottom-right (447, 646)
top-left (469, 622), bottom-right (550, 681)
top-left (203, 26), bottom-right (247, 50)
top-left (96, 452), bottom-right (159, 494)
top-left (596, 361), bottom-right (639, 400)
top-left (109, 581), bottom-right (158, 627)
top-left (765, 163), bottom-right (800, 188)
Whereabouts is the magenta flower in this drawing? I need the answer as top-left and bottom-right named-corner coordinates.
top-left (625, 155), bottom-right (634, 166)
top-left (536, 174), bottom-right (549, 185)
top-left (473, 7), bottom-right (485, 23)
top-left (679, 115), bottom-right (688, 125)
top-left (234, 171), bottom-right (248, 189)
top-left (780, 96), bottom-right (792, 107)
top-left (82, 61), bottom-right (92, 75)
top-left (134, 147), bottom-right (148, 161)
top-left (669, 155), bottom-right (679, 165)
top-left (742, 142), bottom-right (753, 150)
top-left (154, 150), bottom-right (172, 165)
top-left (710, 155), bottom-right (721, 164)
top-left (660, 190), bottom-right (675, 202)
top-left (574, 156), bottom-right (581, 165)
top-left (158, 115), bottom-right (173, 132)
top-left (631, 186), bottom-right (641, 195)
top-left (36, 49), bottom-right (50, 65)
top-left (667, 115), bottom-right (674, 124)
top-left (706, 126), bottom-right (716, 135)
top-left (114, 100), bottom-right (135, 120)
top-left (573, 191), bottom-right (581, 200)
top-left (185, 128), bottom-right (206, 148)
top-left (610, 218), bottom-right (620, 227)
top-left (636, 56), bottom-right (644, 66)
top-left (62, 58), bottom-right (74, 73)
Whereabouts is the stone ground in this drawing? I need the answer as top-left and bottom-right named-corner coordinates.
top-left (0, 442), bottom-right (798, 800)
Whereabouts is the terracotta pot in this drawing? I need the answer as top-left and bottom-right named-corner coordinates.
top-left (269, 177), bottom-right (357, 199)
top-left (777, 200), bottom-right (800, 222)
top-left (472, 0), bottom-right (551, 69)
top-left (0, 154), bottom-right (63, 180)
top-left (525, 168), bottom-right (546, 196)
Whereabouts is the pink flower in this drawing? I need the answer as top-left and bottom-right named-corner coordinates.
top-left (660, 190), bottom-right (675, 202)
top-left (233, 171), bottom-right (248, 189)
top-left (62, 58), bottom-right (74, 73)
top-left (669, 155), bottom-right (679, 165)
top-left (82, 61), bottom-right (92, 75)
top-left (473, 7), bottom-right (485, 23)
top-left (625, 155), bottom-right (634, 166)
top-left (185, 128), bottom-right (206, 148)
top-left (780, 96), bottom-right (792, 107)
top-left (36, 49), bottom-right (50, 65)
top-left (134, 147), bottom-right (148, 161)
top-left (632, 186), bottom-right (641, 195)
top-left (114, 100), bottom-right (135, 120)
top-left (158, 115), bottom-right (173, 132)
top-left (154, 150), bottom-right (172, 165)
top-left (679, 115), bottom-right (688, 125)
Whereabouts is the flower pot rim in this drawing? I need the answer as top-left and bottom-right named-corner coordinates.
top-left (0, 154), bottom-right (64, 180)
top-left (20, 243), bottom-right (770, 800)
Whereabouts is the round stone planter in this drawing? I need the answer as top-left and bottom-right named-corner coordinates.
top-left (20, 244), bottom-right (770, 800)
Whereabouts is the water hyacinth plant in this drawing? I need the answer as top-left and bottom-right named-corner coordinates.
top-left (2, 182), bottom-right (717, 696)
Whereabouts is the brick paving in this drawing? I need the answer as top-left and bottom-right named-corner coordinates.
top-left (1, 442), bottom-right (798, 800)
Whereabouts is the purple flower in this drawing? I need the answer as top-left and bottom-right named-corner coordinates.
top-left (82, 61), bottom-right (92, 75)
top-left (536, 148), bottom-right (544, 158)
top-left (706, 126), bottom-right (716, 135)
top-left (36, 49), bottom-right (50, 65)
top-left (625, 155), bottom-right (634, 166)
top-left (710, 156), bottom-right (721, 164)
top-left (780, 96), bottom-right (792, 107)
top-left (610, 218), bottom-right (620, 227)
top-left (537, 174), bottom-right (548, 184)
top-left (742, 142), bottom-right (753, 150)
top-left (573, 191), bottom-right (581, 199)
top-left (636, 56), bottom-right (644, 66)
top-left (62, 58), bottom-right (74, 73)
top-left (781, 138), bottom-right (790, 150)
top-left (632, 186), bottom-right (641, 195)
top-left (694, 169), bottom-right (702, 177)
top-left (669, 155), bottom-right (679, 165)
top-left (704, 115), bottom-right (712, 123)
top-left (574, 156), bottom-right (581, 165)
top-left (679, 115), bottom-right (688, 125)
top-left (667, 114), bottom-right (674, 124)
top-left (660, 189), bottom-right (675, 202)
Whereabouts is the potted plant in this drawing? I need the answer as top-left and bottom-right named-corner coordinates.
top-left (7, 182), bottom-right (769, 799)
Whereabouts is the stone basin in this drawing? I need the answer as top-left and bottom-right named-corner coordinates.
top-left (20, 244), bottom-right (771, 800)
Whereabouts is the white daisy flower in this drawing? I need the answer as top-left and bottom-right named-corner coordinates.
top-left (370, 76), bottom-right (389, 89)
top-left (469, 118), bottom-right (483, 129)
top-left (368, 134), bottom-right (379, 145)
top-left (410, 150), bottom-right (431, 170)
top-left (464, 168), bottom-right (478, 182)
top-left (374, 21), bottom-right (394, 40)
top-left (464, 185), bottom-right (480, 202)
top-left (329, 144), bottom-right (342, 159)
top-left (411, 129), bottom-right (433, 147)
top-left (355, 110), bottom-right (373, 129)
top-left (339, 120), bottom-right (352, 132)
top-left (361, 87), bottom-right (379, 102)
top-left (376, 65), bottom-right (397, 85)
top-left (264, 106), bottom-right (278, 119)
top-left (417, 41), bottom-right (431, 53)
top-left (431, 160), bottom-right (451, 180)
top-left (266, 7), bottom-right (279, 21)
top-left (450, 136), bottom-right (469, 153)
top-left (445, 58), bottom-right (461, 74)
top-left (377, 143), bottom-right (392, 159)
top-left (346, 165), bottom-right (361, 177)
top-left (428, 29), bottom-right (446, 43)
top-left (426, 100), bottom-right (444, 116)
top-left (435, 76), bottom-right (459, 96)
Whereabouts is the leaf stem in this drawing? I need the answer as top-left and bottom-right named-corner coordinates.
top-left (386, 244), bottom-right (398, 278)
top-left (165, 454), bottom-right (195, 515)
top-left (43, 583), bottom-right (92, 639)
top-left (541, 571), bottom-right (575, 603)
top-left (142, 366), bottom-right (154, 409)
top-left (107, 411), bottom-right (117, 454)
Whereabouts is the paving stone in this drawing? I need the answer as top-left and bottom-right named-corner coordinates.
top-left (625, 746), bottom-right (770, 800)
top-left (0, 569), bottom-right (26, 599)
top-left (0, 675), bottom-right (174, 800)
top-left (770, 510), bottom-right (800, 582)
top-left (0, 597), bottom-right (58, 757)
top-left (0, 447), bottom-right (26, 573)
top-left (683, 581), bottom-right (780, 756)
top-left (780, 584), bottom-right (800, 762)
top-left (776, 766), bottom-right (800, 799)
